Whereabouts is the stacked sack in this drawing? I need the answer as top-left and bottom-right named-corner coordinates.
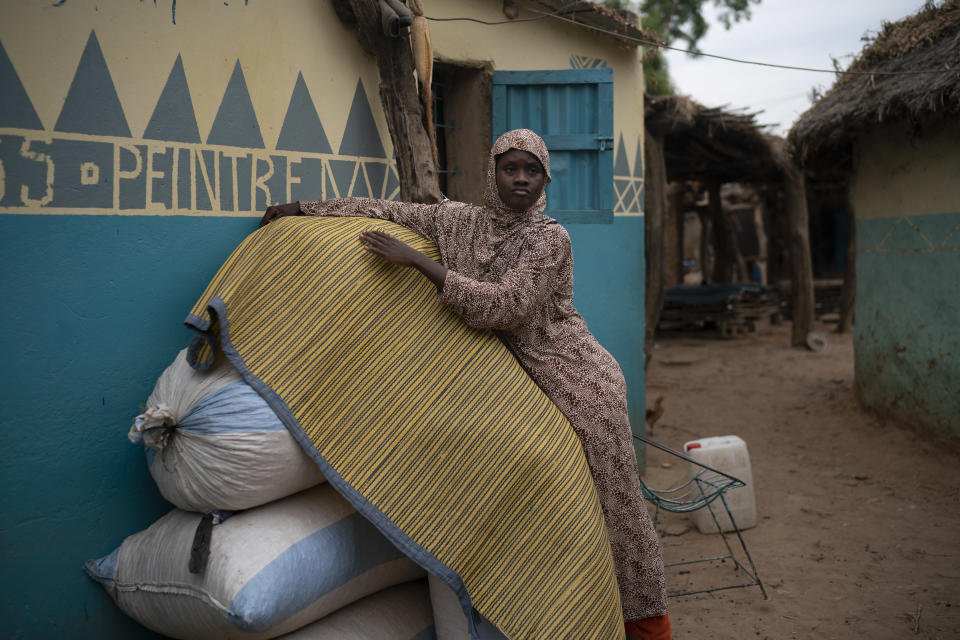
top-left (84, 349), bottom-right (435, 640)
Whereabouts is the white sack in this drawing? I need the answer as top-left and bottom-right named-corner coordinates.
top-left (427, 574), bottom-right (508, 640)
top-left (130, 349), bottom-right (325, 512)
top-left (84, 484), bottom-right (425, 640)
top-left (277, 580), bottom-right (434, 639)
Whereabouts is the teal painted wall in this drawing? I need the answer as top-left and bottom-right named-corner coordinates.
top-left (491, 67), bottom-right (648, 455)
top-left (1, 4), bottom-right (649, 635)
top-left (855, 212), bottom-right (960, 435)
top-left (567, 217), bottom-right (647, 451)
top-left (1, 215), bottom-right (257, 637)
top-left (0, 213), bottom-right (647, 638)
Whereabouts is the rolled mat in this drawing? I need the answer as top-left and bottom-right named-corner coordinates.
top-left (184, 216), bottom-right (623, 640)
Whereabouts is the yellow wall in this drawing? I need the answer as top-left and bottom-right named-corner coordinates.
top-left (851, 116), bottom-right (960, 220)
top-left (851, 113), bottom-right (960, 436)
top-left (1, 0), bottom-right (646, 218)
top-left (0, 1), bottom-right (384, 160)
top-left (0, 1), bottom-right (394, 216)
top-left (431, 0), bottom-right (647, 215)
top-left (1, 5), bottom-right (653, 636)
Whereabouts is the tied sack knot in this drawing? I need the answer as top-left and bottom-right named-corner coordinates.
top-left (129, 403), bottom-right (178, 450)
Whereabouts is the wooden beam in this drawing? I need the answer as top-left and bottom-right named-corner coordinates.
top-left (644, 131), bottom-right (667, 368)
top-left (781, 160), bottom-right (816, 346)
top-left (339, 0), bottom-right (441, 203)
top-left (837, 193), bottom-right (856, 333)
top-left (666, 182), bottom-right (684, 286)
top-left (709, 181), bottom-right (748, 283)
top-left (698, 208), bottom-right (714, 283)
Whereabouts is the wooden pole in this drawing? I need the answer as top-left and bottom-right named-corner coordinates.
top-left (782, 161), bottom-right (816, 346)
top-left (663, 186), bottom-right (678, 287)
top-left (666, 183), bottom-right (684, 286)
top-left (336, 0), bottom-right (441, 203)
top-left (709, 181), bottom-right (749, 283)
top-left (708, 182), bottom-right (726, 282)
top-left (644, 131), bottom-right (667, 368)
top-left (698, 207), bottom-right (713, 284)
top-left (763, 185), bottom-right (786, 286)
top-left (837, 194), bottom-right (856, 333)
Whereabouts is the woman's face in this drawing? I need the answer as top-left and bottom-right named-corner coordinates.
top-left (495, 149), bottom-right (546, 211)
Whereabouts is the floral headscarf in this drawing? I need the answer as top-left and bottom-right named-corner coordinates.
top-left (482, 129), bottom-right (552, 221)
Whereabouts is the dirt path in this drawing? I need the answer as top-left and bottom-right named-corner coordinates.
top-left (642, 324), bottom-right (960, 640)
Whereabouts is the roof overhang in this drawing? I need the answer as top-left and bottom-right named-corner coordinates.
top-left (523, 0), bottom-right (656, 47)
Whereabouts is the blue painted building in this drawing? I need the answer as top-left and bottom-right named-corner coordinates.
top-left (791, 4), bottom-right (960, 437)
top-left (0, 1), bottom-right (652, 635)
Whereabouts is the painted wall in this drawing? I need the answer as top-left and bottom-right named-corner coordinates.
top-left (0, 1), bottom-right (648, 636)
top-left (851, 115), bottom-right (960, 436)
top-left (1, 2), bottom-right (399, 637)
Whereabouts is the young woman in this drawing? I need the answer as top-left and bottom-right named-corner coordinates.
top-left (261, 129), bottom-right (671, 639)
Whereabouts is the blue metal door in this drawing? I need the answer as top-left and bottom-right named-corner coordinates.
top-left (491, 68), bottom-right (613, 224)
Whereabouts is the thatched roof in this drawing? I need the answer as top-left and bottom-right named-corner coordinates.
top-left (645, 94), bottom-right (786, 183)
top-left (790, 0), bottom-right (960, 162)
top-left (532, 1), bottom-right (659, 47)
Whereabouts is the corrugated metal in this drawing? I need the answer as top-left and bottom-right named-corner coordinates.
top-left (492, 69), bottom-right (614, 224)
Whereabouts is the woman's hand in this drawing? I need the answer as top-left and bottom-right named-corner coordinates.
top-left (360, 230), bottom-right (447, 291)
top-left (359, 230), bottom-right (423, 266)
top-left (259, 201), bottom-right (302, 228)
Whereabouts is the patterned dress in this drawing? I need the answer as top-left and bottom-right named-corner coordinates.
top-left (300, 129), bottom-right (668, 620)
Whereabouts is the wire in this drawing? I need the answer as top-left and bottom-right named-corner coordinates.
top-left (425, 6), bottom-right (572, 25)
top-left (533, 9), bottom-right (952, 76)
top-left (424, 14), bottom-right (551, 25)
top-left (425, 8), bottom-right (953, 77)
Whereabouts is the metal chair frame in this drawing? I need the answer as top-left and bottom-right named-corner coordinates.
top-left (634, 434), bottom-right (768, 599)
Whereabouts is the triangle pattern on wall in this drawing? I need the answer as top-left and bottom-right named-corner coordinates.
top-left (325, 166), bottom-right (337, 200)
top-left (384, 164), bottom-right (400, 200)
top-left (910, 213), bottom-right (960, 249)
top-left (207, 60), bottom-right (264, 148)
top-left (877, 217), bottom-right (935, 251)
top-left (55, 31), bottom-right (131, 137)
top-left (339, 79), bottom-right (386, 158)
top-left (144, 54), bottom-right (201, 143)
top-left (942, 222), bottom-right (960, 248)
top-left (569, 55), bottom-right (608, 69)
top-left (366, 162), bottom-right (387, 199)
top-left (0, 41), bottom-right (43, 129)
top-left (329, 158), bottom-right (358, 198)
top-left (634, 137), bottom-right (643, 178)
top-left (614, 134), bottom-right (630, 178)
top-left (614, 178), bottom-right (630, 213)
top-left (277, 72), bottom-right (332, 154)
top-left (352, 164), bottom-right (370, 197)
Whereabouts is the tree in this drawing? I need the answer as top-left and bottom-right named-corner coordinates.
top-left (605, 0), bottom-right (761, 95)
top-left (639, 0), bottom-right (760, 53)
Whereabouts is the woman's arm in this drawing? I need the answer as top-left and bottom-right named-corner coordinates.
top-left (359, 230), bottom-right (447, 291)
top-left (266, 198), bottom-right (442, 244)
top-left (438, 226), bottom-right (569, 330)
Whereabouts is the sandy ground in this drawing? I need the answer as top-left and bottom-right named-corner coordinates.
top-left (642, 323), bottom-right (960, 640)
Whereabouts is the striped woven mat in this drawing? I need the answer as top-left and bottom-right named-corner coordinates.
top-left (185, 216), bottom-right (623, 640)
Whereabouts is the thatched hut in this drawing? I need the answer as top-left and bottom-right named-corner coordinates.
top-left (644, 94), bottom-right (815, 349)
top-left (790, 0), bottom-right (960, 436)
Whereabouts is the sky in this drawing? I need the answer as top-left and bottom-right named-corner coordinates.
top-left (662, 0), bottom-right (927, 135)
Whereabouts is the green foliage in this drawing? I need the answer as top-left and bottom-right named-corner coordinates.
top-left (604, 0), bottom-right (761, 52)
top-left (639, 0), bottom-right (760, 52)
top-left (603, 0), bottom-right (760, 95)
top-left (644, 52), bottom-right (676, 95)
